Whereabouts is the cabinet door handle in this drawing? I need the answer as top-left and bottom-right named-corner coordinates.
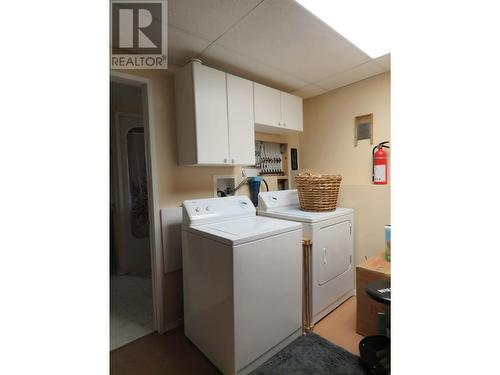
top-left (283, 122), bottom-right (287, 127)
top-left (278, 122), bottom-right (282, 126)
top-left (231, 158), bottom-right (235, 164)
top-left (323, 248), bottom-right (327, 264)
top-left (224, 158), bottom-right (228, 163)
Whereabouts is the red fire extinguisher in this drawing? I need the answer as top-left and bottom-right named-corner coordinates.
top-left (372, 141), bottom-right (390, 184)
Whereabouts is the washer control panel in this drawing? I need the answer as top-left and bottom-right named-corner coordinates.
top-left (183, 196), bottom-right (255, 226)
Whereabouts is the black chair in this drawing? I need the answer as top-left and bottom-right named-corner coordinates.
top-left (359, 280), bottom-right (390, 375)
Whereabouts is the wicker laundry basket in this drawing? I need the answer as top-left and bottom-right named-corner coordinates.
top-left (295, 173), bottom-right (342, 212)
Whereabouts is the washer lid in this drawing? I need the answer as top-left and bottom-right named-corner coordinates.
top-left (259, 206), bottom-right (353, 223)
top-left (185, 215), bottom-right (301, 245)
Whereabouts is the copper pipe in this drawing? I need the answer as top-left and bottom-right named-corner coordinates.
top-left (302, 238), bottom-right (314, 334)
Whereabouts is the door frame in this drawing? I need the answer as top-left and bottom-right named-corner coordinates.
top-left (110, 71), bottom-right (164, 333)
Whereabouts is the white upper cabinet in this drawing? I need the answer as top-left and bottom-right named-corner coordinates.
top-left (175, 61), bottom-right (303, 166)
top-left (192, 63), bottom-right (229, 164)
top-left (254, 83), bottom-right (281, 128)
top-left (227, 74), bottom-right (256, 166)
top-left (175, 61), bottom-right (255, 166)
top-left (281, 92), bottom-right (303, 131)
top-left (254, 83), bottom-right (303, 133)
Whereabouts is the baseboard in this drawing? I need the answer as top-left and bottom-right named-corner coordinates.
top-left (159, 318), bottom-right (183, 334)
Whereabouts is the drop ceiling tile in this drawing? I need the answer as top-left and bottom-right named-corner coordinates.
top-left (291, 84), bottom-right (327, 99)
top-left (168, 26), bottom-right (212, 67)
top-left (168, 0), bottom-right (263, 41)
top-left (201, 44), bottom-right (308, 92)
top-left (316, 61), bottom-right (385, 92)
top-left (374, 53), bottom-right (391, 71)
top-left (214, 0), bottom-right (371, 83)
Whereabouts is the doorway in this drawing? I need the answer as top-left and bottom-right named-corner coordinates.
top-left (110, 81), bottom-right (154, 350)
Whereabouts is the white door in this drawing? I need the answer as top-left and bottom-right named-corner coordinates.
top-left (193, 63), bottom-right (229, 164)
top-left (281, 92), bottom-right (303, 131)
top-left (253, 82), bottom-right (281, 128)
top-left (317, 220), bottom-right (352, 285)
top-left (227, 74), bottom-right (255, 166)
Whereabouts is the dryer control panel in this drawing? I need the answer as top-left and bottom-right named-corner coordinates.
top-left (258, 189), bottom-right (299, 212)
top-left (182, 196), bottom-right (255, 226)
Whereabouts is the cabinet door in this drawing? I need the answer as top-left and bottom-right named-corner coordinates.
top-left (253, 83), bottom-right (282, 128)
top-left (280, 92), bottom-right (303, 131)
top-left (193, 63), bottom-right (229, 164)
top-left (227, 74), bottom-right (255, 165)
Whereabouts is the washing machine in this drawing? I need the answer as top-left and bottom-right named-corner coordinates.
top-left (258, 189), bottom-right (354, 324)
top-left (182, 195), bottom-right (303, 375)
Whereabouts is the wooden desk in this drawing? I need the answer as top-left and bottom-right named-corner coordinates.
top-left (356, 252), bottom-right (390, 337)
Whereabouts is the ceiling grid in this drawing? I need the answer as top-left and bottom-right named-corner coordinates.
top-left (167, 0), bottom-right (390, 98)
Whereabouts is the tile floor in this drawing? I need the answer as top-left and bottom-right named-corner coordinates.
top-left (313, 296), bottom-right (364, 355)
top-left (110, 275), bottom-right (155, 350)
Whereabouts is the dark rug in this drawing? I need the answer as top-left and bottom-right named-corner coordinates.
top-left (251, 332), bottom-right (368, 375)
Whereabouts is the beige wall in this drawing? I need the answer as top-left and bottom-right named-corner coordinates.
top-left (300, 72), bottom-right (391, 266)
top-left (114, 69), bottom-right (298, 330)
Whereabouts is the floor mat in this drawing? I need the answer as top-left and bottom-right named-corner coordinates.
top-left (252, 332), bottom-right (368, 375)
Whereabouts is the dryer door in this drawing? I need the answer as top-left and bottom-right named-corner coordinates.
top-left (317, 220), bottom-right (352, 285)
